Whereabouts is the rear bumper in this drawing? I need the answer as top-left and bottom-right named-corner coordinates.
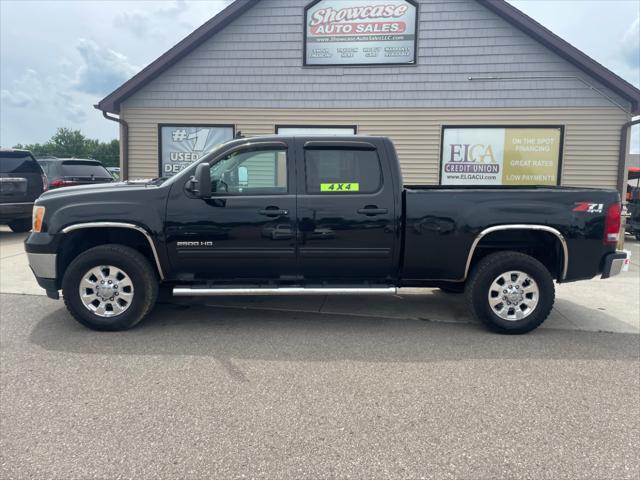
top-left (0, 202), bottom-right (33, 222)
top-left (601, 251), bottom-right (629, 279)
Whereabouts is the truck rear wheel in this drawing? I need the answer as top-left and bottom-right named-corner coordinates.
top-left (466, 251), bottom-right (555, 334)
top-left (62, 244), bottom-right (158, 331)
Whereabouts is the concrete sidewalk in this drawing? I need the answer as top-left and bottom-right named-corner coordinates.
top-left (1, 226), bottom-right (638, 334)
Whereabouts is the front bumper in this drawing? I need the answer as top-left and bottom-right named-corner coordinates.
top-left (25, 232), bottom-right (61, 299)
top-left (601, 251), bottom-right (629, 279)
top-left (27, 252), bottom-right (57, 279)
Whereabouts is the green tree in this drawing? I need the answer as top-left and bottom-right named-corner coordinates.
top-left (13, 128), bottom-right (119, 167)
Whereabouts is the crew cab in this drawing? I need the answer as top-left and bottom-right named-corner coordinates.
top-left (25, 136), bottom-right (627, 334)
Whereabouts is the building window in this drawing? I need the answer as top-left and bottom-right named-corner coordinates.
top-left (276, 125), bottom-right (356, 136)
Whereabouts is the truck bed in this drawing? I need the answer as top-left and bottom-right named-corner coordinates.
top-left (401, 186), bottom-right (620, 283)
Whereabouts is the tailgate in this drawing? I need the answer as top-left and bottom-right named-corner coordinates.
top-left (0, 176), bottom-right (28, 200)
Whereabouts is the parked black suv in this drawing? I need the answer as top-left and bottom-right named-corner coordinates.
top-left (37, 158), bottom-right (114, 189)
top-left (0, 149), bottom-right (47, 232)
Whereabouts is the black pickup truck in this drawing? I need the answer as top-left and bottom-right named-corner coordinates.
top-left (25, 136), bottom-right (627, 334)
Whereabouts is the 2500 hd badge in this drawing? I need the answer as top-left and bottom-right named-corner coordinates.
top-left (25, 135), bottom-right (628, 334)
top-left (177, 241), bottom-right (214, 248)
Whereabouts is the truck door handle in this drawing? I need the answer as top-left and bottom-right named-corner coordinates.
top-left (357, 206), bottom-right (388, 216)
top-left (259, 207), bottom-right (289, 217)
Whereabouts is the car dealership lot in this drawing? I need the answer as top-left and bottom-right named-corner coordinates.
top-left (1, 227), bottom-right (639, 479)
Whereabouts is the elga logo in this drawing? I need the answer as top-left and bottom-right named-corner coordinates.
top-left (177, 241), bottom-right (214, 248)
top-left (445, 144), bottom-right (500, 174)
top-left (573, 202), bottom-right (603, 213)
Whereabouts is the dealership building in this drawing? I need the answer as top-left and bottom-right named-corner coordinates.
top-left (97, 0), bottom-right (639, 190)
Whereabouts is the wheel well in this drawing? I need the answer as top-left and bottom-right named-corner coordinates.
top-left (468, 230), bottom-right (564, 281)
top-left (57, 228), bottom-right (159, 286)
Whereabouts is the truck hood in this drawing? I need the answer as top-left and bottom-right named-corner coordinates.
top-left (39, 180), bottom-right (159, 201)
top-left (36, 180), bottom-right (170, 235)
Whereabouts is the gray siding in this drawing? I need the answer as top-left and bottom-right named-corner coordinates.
top-left (124, 0), bottom-right (631, 112)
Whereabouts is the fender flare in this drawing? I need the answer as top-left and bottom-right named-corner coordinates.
top-left (61, 222), bottom-right (165, 280)
top-left (463, 224), bottom-right (569, 281)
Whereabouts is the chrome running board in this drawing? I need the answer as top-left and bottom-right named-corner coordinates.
top-left (172, 287), bottom-right (398, 297)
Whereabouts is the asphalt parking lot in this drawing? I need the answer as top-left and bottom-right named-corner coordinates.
top-left (1, 227), bottom-right (639, 479)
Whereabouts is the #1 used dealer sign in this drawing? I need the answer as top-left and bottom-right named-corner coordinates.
top-left (304, 0), bottom-right (417, 66)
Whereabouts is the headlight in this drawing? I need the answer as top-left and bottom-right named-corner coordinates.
top-left (32, 206), bottom-right (45, 233)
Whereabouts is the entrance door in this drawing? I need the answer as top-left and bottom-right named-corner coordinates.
top-left (296, 139), bottom-right (398, 284)
top-left (165, 141), bottom-right (297, 282)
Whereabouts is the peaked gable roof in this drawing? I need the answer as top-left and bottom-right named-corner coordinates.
top-left (97, 0), bottom-right (640, 114)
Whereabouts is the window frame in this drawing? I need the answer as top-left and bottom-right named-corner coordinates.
top-left (302, 143), bottom-right (384, 195)
top-left (275, 125), bottom-right (357, 136)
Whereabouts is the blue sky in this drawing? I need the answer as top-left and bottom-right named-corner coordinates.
top-left (1, 0), bottom-right (638, 150)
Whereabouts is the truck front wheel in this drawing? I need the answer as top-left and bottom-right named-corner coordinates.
top-left (466, 251), bottom-right (555, 334)
top-left (62, 244), bottom-right (158, 331)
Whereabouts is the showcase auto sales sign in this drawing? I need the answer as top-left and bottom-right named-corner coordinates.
top-left (305, 0), bottom-right (417, 65)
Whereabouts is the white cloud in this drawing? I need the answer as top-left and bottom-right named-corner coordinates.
top-left (1, 90), bottom-right (34, 108)
top-left (1, 67), bottom-right (87, 126)
top-left (73, 39), bottom-right (139, 96)
top-left (621, 16), bottom-right (640, 85)
top-left (113, 0), bottom-right (189, 38)
top-left (55, 92), bottom-right (87, 123)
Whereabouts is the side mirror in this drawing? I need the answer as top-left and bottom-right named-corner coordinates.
top-left (191, 163), bottom-right (211, 198)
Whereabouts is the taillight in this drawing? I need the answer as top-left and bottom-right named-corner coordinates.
top-left (49, 178), bottom-right (78, 188)
top-left (41, 173), bottom-right (48, 191)
top-left (604, 202), bottom-right (621, 245)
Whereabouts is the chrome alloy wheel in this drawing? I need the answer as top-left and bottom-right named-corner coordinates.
top-left (487, 270), bottom-right (539, 321)
top-left (78, 265), bottom-right (134, 317)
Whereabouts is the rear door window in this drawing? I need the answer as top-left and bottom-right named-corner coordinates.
top-left (60, 161), bottom-right (111, 177)
top-left (0, 153), bottom-right (41, 174)
top-left (304, 148), bottom-right (382, 194)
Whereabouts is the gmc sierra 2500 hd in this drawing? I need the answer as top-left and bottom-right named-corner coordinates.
top-left (25, 136), bottom-right (628, 334)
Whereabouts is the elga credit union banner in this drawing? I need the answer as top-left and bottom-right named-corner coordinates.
top-left (160, 125), bottom-right (234, 177)
top-left (440, 127), bottom-right (562, 186)
top-left (305, 0), bottom-right (417, 65)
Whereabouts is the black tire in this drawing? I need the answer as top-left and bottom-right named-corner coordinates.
top-left (8, 218), bottom-right (32, 233)
top-left (466, 251), bottom-right (555, 335)
top-left (62, 244), bottom-right (158, 331)
top-left (438, 284), bottom-right (465, 294)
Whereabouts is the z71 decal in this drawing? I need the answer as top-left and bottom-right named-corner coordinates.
top-left (573, 202), bottom-right (604, 213)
